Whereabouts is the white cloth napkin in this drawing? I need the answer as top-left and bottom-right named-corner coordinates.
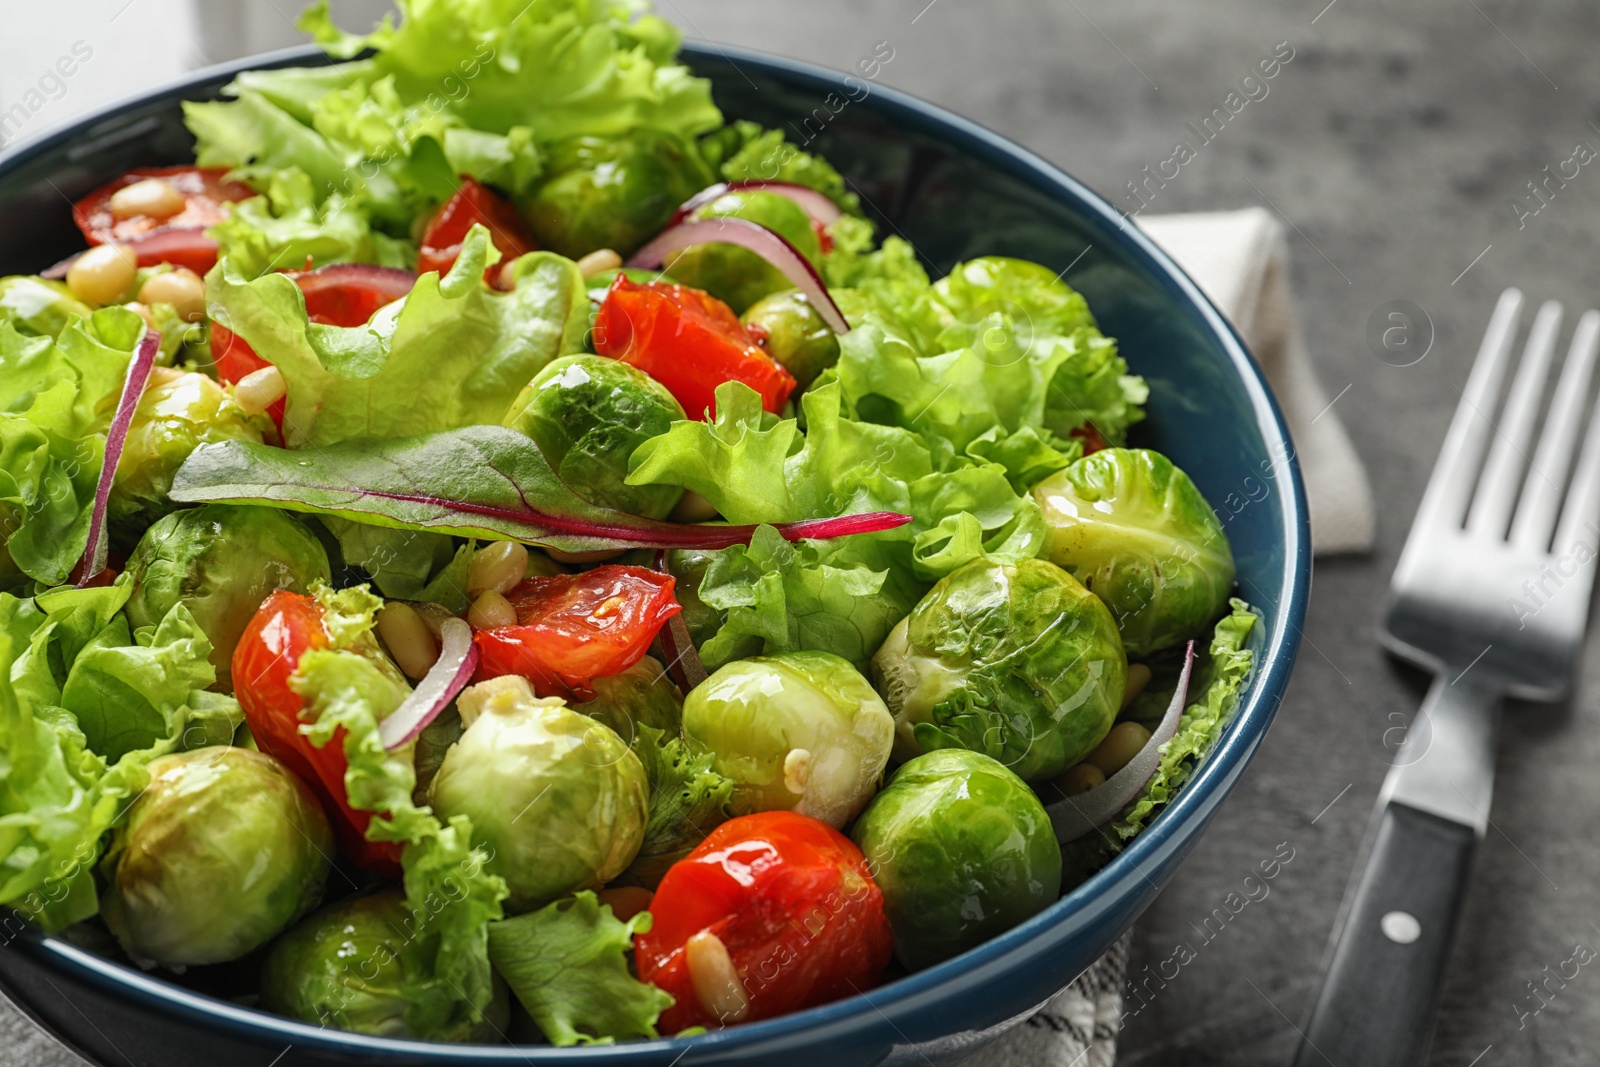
top-left (968, 208), bottom-right (1373, 1067)
top-left (1140, 208), bottom-right (1375, 556)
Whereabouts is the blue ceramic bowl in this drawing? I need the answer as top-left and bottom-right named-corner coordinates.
top-left (0, 41), bottom-right (1309, 1067)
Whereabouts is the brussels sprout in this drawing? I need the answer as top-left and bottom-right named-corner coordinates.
top-left (429, 676), bottom-right (649, 912)
top-left (125, 504), bottom-right (332, 691)
top-left (524, 132), bottom-right (712, 258)
top-left (852, 749), bottom-right (1061, 971)
top-left (261, 889), bottom-right (510, 1041)
top-left (109, 370), bottom-right (273, 543)
top-left (682, 651), bottom-right (894, 828)
top-left (1032, 449), bottom-right (1235, 655)
top-left (574, 656), bottom-right (682, 751)
top-left (665, 190), bottom-right (822, 313)
top-left (871, 557), bottom-right (1126, 782)
top-left (101, 747), bottom-right (332, 966)
top-left (503, 355), bottom-right (685, 518)
top-left (740, 288), bottom-right (840, 388)
top-left (0, 275), bottom-right (91, 336)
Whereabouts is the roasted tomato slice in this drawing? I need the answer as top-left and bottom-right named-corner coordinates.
top-left (593, 275), bottom-right (797, 419)
top-left (472, 565), bottom-right (681, 697)
top-left (232, 590), bottom-right (404, 877)
top-left (636, 811), bottom-right (894, 1033)
top-left (417, 177), bottom-right (538, 288)
top-left (210, 264), bottom-right (417, 430)
top-left (72, 166), bottom-right (253, 273)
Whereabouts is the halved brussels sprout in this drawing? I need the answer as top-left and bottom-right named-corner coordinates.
top-left (574, 656), bottom-right (683, 750)
top-left (681, 650), bottom-right (894, 828)
top-left (261, 889), bottom-right (509, 1041)
top-left (871, 557), bottom-right (1126, 781)
top-left (665, 190), bottom-right (822, 313)
top-left (101, 747), bottom-right (332, 966)
top-left (741, 289), bottom-right (841, 388)
top-left (428, 676), bottom-right (648, 912)
top-left (503, 355), bottom-right (685, 518)
top-left (109, 371), bottom-right (273, 544)
top-left (852, 749), bottom-right (1061, 971)
top-left (1032, 449), bottom-right (1234, 655)
top-left (124, 504), bottom-right (332, 691)
top-left (524, 132), bottom-right (712, 258)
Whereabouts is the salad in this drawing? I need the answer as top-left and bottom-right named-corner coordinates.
top-left (0, 0), bottom-right (1258, 1047)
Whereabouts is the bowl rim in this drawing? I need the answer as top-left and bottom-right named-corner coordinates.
top-left (0, 38), bottom-right (1311, 1062)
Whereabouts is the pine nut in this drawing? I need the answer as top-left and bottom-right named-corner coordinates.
top-left (1086, 721), bottom-right (1152, 777)
top-left (138, 267), bottom-right (207, 322)
top-left (377, 602), bottom-right (440, 680)
top-left (107, 178), bottom-right (186, 220)
top-left (124, 301), bottom-right (157, 329)
top-left (467, 590), bottom-right (518, 630)
top-left (686, 930), bottom-right (749, 1023)
top-left (1058, 763), bottom-right (1105, 796)
top-left (233, 365), bottom-right (286, 416)
top-left (467, 541), bottom-right (529, 598)
top-left (782, 748), bottom-right (811, 795)
top-left (66, 243), bottom-right (137, 305)
top-left (670, 490), bottom-right (719, 523)
top-left (597, 886), bottom-right (653, 922)
top-left (1120, 663), bottom-right (1152, 711)
top-left (576, 248), bottom-right (622, 278)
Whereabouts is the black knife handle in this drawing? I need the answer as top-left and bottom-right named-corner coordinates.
top-left (1292, 803), bottom-right (1478, 1067)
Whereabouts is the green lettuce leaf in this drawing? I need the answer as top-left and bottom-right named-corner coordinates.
top-left (486, 891), bottom-right (672, 1046)
top-left (0, 277), bottom-right (91, 339)
top-left (319, 517), bottom-right (467, 607)
top-left (209, 168), bottom-right (417, 279)
top-left (695, 525), bottom-right (910, 672)
top-left (301, 0), bottom-right (721, 146)
top-left (207, 225), bottom-right (587, 447)
top-left (1110, 599), bottom-right (1257, 838)
top-left (290, 603), bottom-right (508, 1042)
top-left (699, 121), bottom-right (860, 212)
top-left (614, 720), bottom-right (735, 886)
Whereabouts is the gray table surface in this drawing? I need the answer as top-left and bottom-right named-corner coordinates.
top-left (6, 1), bottom-right (1599, 1064)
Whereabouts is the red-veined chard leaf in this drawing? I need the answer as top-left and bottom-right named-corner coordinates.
top-left (168, 426), bottom-right (910, 553)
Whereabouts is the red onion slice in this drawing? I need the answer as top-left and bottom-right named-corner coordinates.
top-left (380, 617), bottom-right (478, 750)
top-left (1047, 641), bottom-right (1197, 844)
top-left (653, 550), bottom-right (708, 694)
top-left (626, 217), bottom-right (850, 334)
top-left (670, 182), bottom-right (843, 230)
top-left (42, 252), bottom-right (80, 281)
top-left (74, 327), bottom-right (159, 586)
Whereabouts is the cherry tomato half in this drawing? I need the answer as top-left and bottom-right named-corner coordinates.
top-left (472, 565), bottom-right (681, 698)
top-left (211, 264), bottom-right (418, 430)
top-left (636, 811), bottom-right (893, 1033)
top-left (593, 276), bottom-right (797, 420)
top-left (72, 166), bottom-right (254, 274)
top-left (232, 590), bottom-right (404, 877)
top-left (417, 177), bottom-right (537, 288)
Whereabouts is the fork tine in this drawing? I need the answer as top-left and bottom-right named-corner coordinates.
top-left (1553, 368), bottom-right (1600, 561)
top-left (1512, 309), bottom-right (1600, 549)
top-left (1412, 288), bottom-right (1523, 533)
top-left (1468, 299), bottom-right (1563, 538)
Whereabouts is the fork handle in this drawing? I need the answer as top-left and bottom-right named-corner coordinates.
top-left (1291, 801), bottom-right (1478, 1067)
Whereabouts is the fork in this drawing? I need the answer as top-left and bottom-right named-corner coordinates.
top-left (1292, 289), bottom-right (1600, 1067)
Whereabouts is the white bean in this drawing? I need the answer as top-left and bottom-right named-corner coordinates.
top-left (108, 178), bottom-right (185, 220)
top-left (686, 930), bottom-right (749, 1023)
top-left (66, 243), bottom-right (137, 305)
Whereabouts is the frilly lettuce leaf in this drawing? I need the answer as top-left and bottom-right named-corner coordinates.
top-left (486, 891), bottom-right (673, 1046)
top-left (0, 277), bottom-right (91, 339)
top-left (628, 380), bottom-right (1044, 581)
top-left (207, 225), bottom-right (587, 448)
top-left (699, 120), bottom-right (860, 212)
top-left (209, 168), bottom-right (417, 280)
top-left (0, 308), bottom-right (151, 586)
top-left (301, 0), bottom-right (721, 146)
top-left (695, 525), bottom-right (913, 672)
top-left (290, 644), bottom-right (508, 1042)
